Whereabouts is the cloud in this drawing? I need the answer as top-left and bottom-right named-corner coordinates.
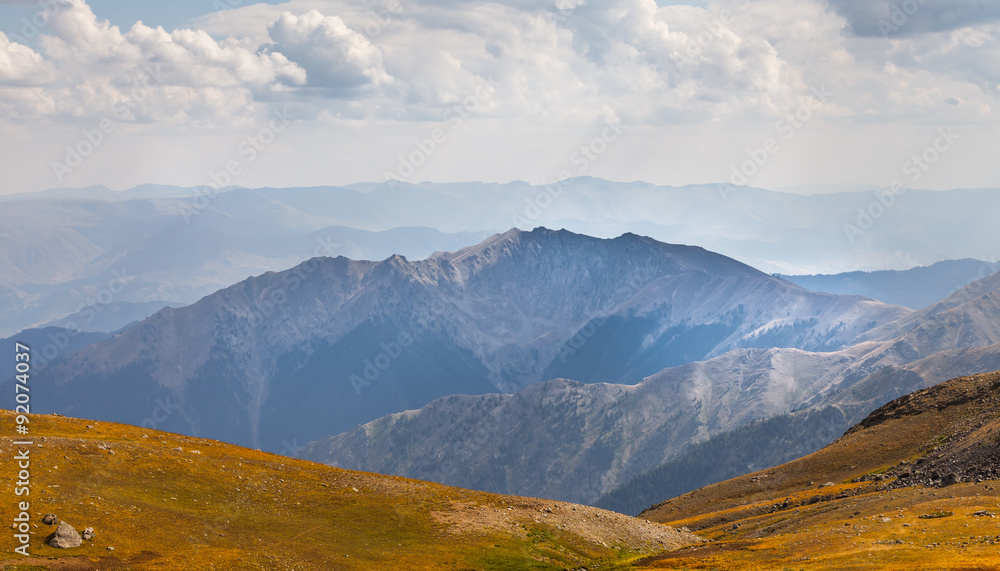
top-left (0, 32), bottom-right (50, 85)
top-left (0, 0), bottom-right (997, 132)
top-left (824, 0), bottom-right (1000, 37)
top-left (268, 11), bottom-right (392, 93)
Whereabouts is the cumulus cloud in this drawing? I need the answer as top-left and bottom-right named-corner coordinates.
top-left (0, 0), bottom-right (996, 129)
top-left (0, 32), bottom-right (50, 85)
top-left (38, 0), bottom-right (306, 89)
top-left (268, 11), bottom-right (392, 93)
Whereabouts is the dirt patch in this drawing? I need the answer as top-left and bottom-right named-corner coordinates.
top-left (432, 497), bottom-right (703, 552)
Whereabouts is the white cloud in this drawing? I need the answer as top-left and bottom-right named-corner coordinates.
top-left (0, 32), bottom-right (50, 85)
top-left (268, 11), bottom-right (391, 92)
top-left (0, 0), bottom-right (997, 193)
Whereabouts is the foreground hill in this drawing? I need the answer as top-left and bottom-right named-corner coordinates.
top-left (633, 370), bottom-right (1000, 570)
top-left (0, 411), bottom-right (699, 570)
top-left (20, 228), bottom-right (907, 453)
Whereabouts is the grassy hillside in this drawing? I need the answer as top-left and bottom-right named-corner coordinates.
top-left (635, 370), bottom-right (1000, 570)
top-left (0, 412), bottom-right (699, 570)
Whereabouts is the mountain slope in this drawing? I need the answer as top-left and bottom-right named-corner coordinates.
top-left (0, 411), bottom-right (700, 570)
top-left (22, 228), bottom-right (908, 453)
top-left (306, 269), bottom-right (1000, 505)
top-left (0, 327), bottom-right (110, 375)
top-left (629, 370), bottom-right (1000, 570)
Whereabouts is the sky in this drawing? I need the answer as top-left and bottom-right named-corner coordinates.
top-left (0, 0), bottom-right (996, 195)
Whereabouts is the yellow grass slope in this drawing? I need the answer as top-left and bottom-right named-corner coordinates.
top-left (636, 370), bottom-right (1000, 570)
top-left (0, 412), bottom-right (699, 570)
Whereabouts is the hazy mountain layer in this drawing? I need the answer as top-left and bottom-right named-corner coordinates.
top-left (0, 189), bottom-right (489, 336)
top-left (780, 258), bottom-right (997, 309)
top-left (4, 180), bottom-right (998, 336)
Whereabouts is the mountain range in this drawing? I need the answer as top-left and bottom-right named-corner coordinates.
top-left (305, 266), bottom-right (1000, 506)
top-left (780, 258), bottom-right (999, 310)
top-left (4, 180), bottom-right (999, 338)
top-left (16, 228), bottom-right (908, 457)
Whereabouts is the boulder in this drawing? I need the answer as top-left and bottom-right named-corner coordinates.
top-left (42, 513), bottom-right (58, 525)
top-left (48, 521), bottom-right (82, 548)
top-left (82, 527), bottom-right (95, 541)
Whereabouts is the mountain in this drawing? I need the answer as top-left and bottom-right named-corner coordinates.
top-left (15, 229), bottom-right (907, 455)
top-left (0, 189), bottom-right (490, 336)
top-left (630, 370), bottom-right (1000, 570)
top-left (596, 278), bottom-right (1000, 516)
top-left (5, 181), bottom-right (1000, 336)
top-left (0, 327), bottom-right (111, 378)
top-left (40, 300), bottom-right (186, 334)
top-left (0, 411), bottom-right (700, 569)
top-left (305, 268), bottom-right (1000, 505)
top-left (780, 258), bottom-right (998, 309)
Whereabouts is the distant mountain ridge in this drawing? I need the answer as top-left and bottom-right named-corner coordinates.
top-left (16, 228), bottom-right (907, 455)
top-left (780, 258), bottom-right (998, 309)
top-left (4, 180), bottom-right (999, 336)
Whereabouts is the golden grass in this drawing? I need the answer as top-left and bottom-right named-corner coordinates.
top-left (0, 412), bottom-right (689, 570)
top-left (632, 371), bottom-right (1000, 570)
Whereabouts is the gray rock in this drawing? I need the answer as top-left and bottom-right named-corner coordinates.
top-left (82, 527), bottom-right (95, 541)
top-left (42, 514), bottom-right (58, 525)
top-left (48, 521), bottom-right (82, 548)
top-left (942, 473), bottom-right (960, 486)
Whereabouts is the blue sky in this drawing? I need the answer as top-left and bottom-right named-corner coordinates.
top-left (0, 1), bottom-right (288, 38)
top-left (0, 0), bottom-right (996, 194)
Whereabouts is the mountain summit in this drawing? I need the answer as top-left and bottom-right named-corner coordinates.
top-left (26, 228), bottom-right (908, 452)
